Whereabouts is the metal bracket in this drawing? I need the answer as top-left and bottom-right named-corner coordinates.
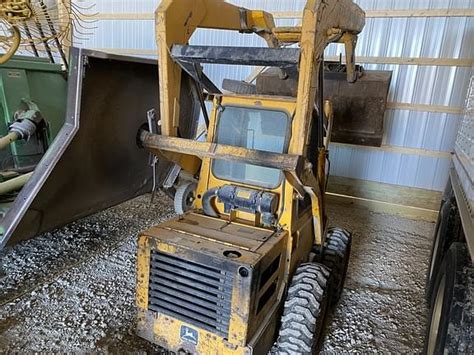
top-left (170, 45), bottom-right (301, 94)
top-left (147, 109), bottom-right (159, 204)
top-left (147, 109), bottom-right (159, 135)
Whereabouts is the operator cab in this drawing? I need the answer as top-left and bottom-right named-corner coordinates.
top-left (194, 94), bottom-right (297, 229)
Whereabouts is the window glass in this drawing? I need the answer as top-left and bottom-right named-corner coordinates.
top-left (212, 105), bottom-right (290, 188)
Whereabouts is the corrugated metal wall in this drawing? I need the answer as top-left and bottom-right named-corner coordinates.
top-left (77, 0), bottom-right (474, 191)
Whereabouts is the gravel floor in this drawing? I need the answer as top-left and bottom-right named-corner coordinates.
top-left (0, 192), bottom-right (434, 353)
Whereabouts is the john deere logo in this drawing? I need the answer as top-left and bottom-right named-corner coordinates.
top-left (180, 325), bottom-right (198, 345)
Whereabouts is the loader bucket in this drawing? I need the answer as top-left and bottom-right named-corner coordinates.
top-left (0, 49), bottom-right (198, 249)
top-left (324, 67), bottom-right (392, 147)
top-left (255, 65), bottom-right (392, 147)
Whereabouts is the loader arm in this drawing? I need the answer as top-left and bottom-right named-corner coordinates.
top-left (292, 0), bottom-right (365, 156)
top-left (288, 1), bottom-right (364, 242)
top-left (156, 0), bottom-right (279, 138)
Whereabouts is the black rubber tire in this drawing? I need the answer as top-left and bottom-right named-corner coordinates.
top-left (423, 243), bottom-right (473, 355)
top-left (275, 263), bottom-right (330, 354)
top-left (320, 227), bottom-right (352, 306)
top-left (425, 199), bottom-right (462, 303)
top-left (173, 181), bottom-right (197, 215)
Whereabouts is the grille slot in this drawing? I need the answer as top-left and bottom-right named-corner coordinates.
top-left (148, 250), bottom-right (233, 336)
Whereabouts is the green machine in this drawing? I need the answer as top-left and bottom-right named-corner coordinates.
top-left (0, 56), bottom-right (67, 217)
top-left (0, 49), bottom-right (159, 250)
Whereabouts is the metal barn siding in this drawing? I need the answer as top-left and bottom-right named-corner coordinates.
top-left (77, 0), bottom-right (474, 191)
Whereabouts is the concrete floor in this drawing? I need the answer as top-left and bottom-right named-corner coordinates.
top-left (0, 193), bottom-right (434, 353)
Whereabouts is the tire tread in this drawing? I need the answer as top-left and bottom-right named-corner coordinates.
top-left (320, 227), bottom-right (352, 305)
top-left (275, 263), bottom-right (330, 354)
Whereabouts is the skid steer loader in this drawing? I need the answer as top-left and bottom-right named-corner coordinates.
top-left (135, 0), bottom-right (376, 353)
top-left (0, 1), bottom-right (389, 253)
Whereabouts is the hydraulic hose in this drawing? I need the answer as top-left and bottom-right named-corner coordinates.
top-left (0, 172), bottom-right (33, 195)
top-left (0, 26), bottom-right (21, 65)
top-left (201, 187), bottom-right (219, 217)
top-left (0, 132), bottom-right (20, 151)
top-left (323, 99), bottom-right (334, 147)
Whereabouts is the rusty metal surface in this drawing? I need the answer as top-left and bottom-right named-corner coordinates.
top-left (325, 70), bottom-right (392, 147)
top-left (140, 131), bottom-right (305, 173)
top-left (256, 67), bottom-right (392, 147)
top-left (0, 49), bottom-right (161, 248)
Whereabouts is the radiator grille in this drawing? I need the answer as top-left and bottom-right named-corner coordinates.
top-left (148, 250), bottom-right (234, 337)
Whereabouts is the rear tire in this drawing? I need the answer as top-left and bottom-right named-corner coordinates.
top-left (424, 243), bottom-right (472, 355)
top-left (425, 199), bottom-right (462, 303)
top-left (320, 228), bottom-right (352, 306)
top-left (275, 263), bottom-right (330, 354)
top-left (173, 181), bottom-right (197, 215)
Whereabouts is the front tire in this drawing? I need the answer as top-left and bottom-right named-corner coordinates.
top-left (275, 263), bottom-right (330, 354)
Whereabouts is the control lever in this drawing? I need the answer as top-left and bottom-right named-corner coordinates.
top-left (147, 109), bottom-right (159, 204)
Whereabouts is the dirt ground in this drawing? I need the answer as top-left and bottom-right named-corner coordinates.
top-left (0, 192), bottom-right (434, 353)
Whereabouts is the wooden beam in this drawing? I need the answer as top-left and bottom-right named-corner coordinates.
top-left (326, 192), bottom-right (438, 222)
top-left (272, 8), bottom-right (474, 19)
top-left (326, 55), bottom-right (473, 67)
top-left (387, 102), bottom-right (464, 115)
top-left (331, 142), bottom-right (452, 159)
top-left (327, 175), bottom-right (442, 211)
top-left (86, 8), bottom-right (474, 21)
top-left (366, 8), bottom-right (474, 18)
top-left (326, 174), bottom-right (443, 223)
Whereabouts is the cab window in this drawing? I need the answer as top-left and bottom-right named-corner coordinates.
top-left (212, 105), bottom-right (291, 189)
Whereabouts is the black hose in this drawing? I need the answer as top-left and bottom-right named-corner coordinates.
top-left (325, 155), bottom-right (331, 191)
top-left (202, 187), bottom-right (219, 217)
